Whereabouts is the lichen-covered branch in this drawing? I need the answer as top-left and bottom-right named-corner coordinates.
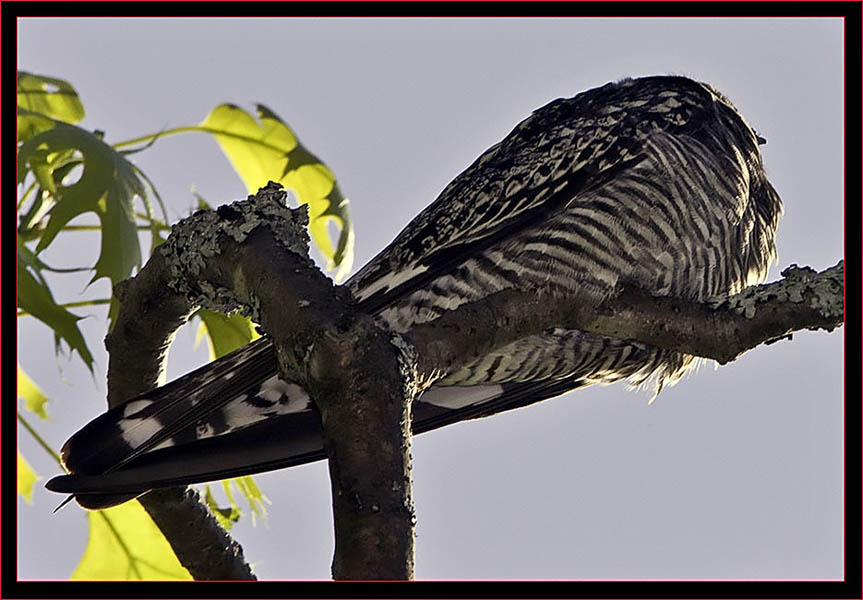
top-left (407, 261), bottom-right (844, 378)
top-left (106, 180), bottom-right (842, 581)
top-left (160, 182), bottom-right (416, 580)
top-left (105, 228), bottom-right (255, 581)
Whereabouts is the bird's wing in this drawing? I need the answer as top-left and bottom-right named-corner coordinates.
top-left (47, 77), bottom-right (747, 508)
top-left (349, 76), bottom-right (716, 313)
top-left (46, 376), bottom-right (585, 508)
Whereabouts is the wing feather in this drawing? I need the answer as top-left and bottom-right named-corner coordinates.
top-left (48, 76), bottom-right (778, 509)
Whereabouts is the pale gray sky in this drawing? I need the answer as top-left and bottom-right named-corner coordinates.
top-left (18, 18), bottom-right (843, 580)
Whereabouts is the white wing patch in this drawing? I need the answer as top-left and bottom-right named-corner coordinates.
top-left (420, 384), bottom-right (504, 410)
top-left (257, 376), bottom-right (296, 403)
top-left (352, 264), bottom-right (429, 302)
top-left (221, 394), bottom-right (271, 431)
top-left (254, 376), bottom-right (311, 415)
top-left (119, 413), bottom-right (163, 447)
top-left (151, 438), bottom-right (176, 451)
top-left (122, 399), bottom-right (154, 417)
top-left (196, 422), bottom-right (215, 438)
top-left (271, 382), bottom-right (311, 414)
top-left (191, 379), bottom-right (313, 441)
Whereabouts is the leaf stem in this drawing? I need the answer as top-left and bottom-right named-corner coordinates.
top-left (17, 178), bottom-right (40, 211)
top-left (17, 411), bottom-right (62, 466)
top-left (133, 212), bottom-right (171, 229)
top-left (111, 125), bottom-right (288, 155)
top-left (18, 298), bottom-right (110, 318)
top-left (60, 223), bottom-right (172, 233)
top-left (110, 125), bottom-right (202, 149)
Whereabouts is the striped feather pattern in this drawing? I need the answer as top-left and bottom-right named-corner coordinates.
top-left (47, 75), bottom-right (782, 507)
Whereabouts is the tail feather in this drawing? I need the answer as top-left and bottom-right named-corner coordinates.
top-left (48, 411), bottom-right (327, 507)
top-left (60, 338), bottom-right (301, 476)
top-left (47, 368), bottom-right (584, 509)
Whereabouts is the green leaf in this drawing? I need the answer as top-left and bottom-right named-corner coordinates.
top-left (17, 72), bottom-right (85, 125)
top-left (72, 501), bottom-right (192, 581)
top-left (194, 308), bottom-right (260, 361)
top-left (203, 485), bottom-right (241, 530)
top-left (232, 476), bottom-right (269, 525)
top-left (201, 477), bottom-right (269, 530)
top-left (192, 189), bottom-right (211, 211)
top-left (17, 365), bottom-right (50, 420)
top-left (131, 164), bottom-right (170, 257)
top-left (23, 146), bottom-right (57, 194)
top-left (17, 452), bottom-right (41, 504)
top-left (18, 242), bottom-right (94, 371)
top-left (18, 121), bottom-right (145, 289)
top-left (17, 108), bottom-right (57, 145)
top-left (200, 103), bottom-right (354, 281)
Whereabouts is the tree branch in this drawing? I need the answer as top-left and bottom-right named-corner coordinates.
top-left (105, 226), bottom-right (256, 580)
top-left (156, 182), bottom-right (416, 579)
top-left (407, 261), bottom-right (844, 379)
top-left (105, 180), bottom-right (843, 580)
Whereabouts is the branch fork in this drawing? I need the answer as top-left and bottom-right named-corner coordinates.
top-left (103, 182), bottom-right (844, 580)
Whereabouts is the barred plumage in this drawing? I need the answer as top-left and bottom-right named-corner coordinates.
top-left (47, 75), bottom-right (782, 508)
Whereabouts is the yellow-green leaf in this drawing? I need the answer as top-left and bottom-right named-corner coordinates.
top-left (232, 476), bottom-right (270, 524)
top-left (72, 501), bottom-right (192, 581)
top-left (17, 365), bottom-right (50, 420)
top-left (17, 108), bottom-right (57, 146)
top-left (200, 103), bottom-right (354, 281)
top-left (17, 72), bottom-right (85, 129)
top-left (203, 484), bottom-right (241, 530)
top-left (17, 453), bottom-right (41, 504)
top-left (18, 121), bottom-right (144, 292)
top-left (18, 242), bottom-right (94, 371)
top-left (194, 308), bottom-right (260, 361)
top-left (201, 477), bottom-right (269, 530)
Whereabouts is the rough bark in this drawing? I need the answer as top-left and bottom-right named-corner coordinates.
top-left (111, 182), bottom-right (416, 579)
top-left (407, 261), bottom-right (845, 375)
top-left (182, 216), bottom-right (417, 580)
top-left (103, 181), bottom-right (844, 580)
top-left (104, 226), bottom-right (256, 581)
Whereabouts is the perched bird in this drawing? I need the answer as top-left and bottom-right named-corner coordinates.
top-left (46, 75), bottom-right (782, 509)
